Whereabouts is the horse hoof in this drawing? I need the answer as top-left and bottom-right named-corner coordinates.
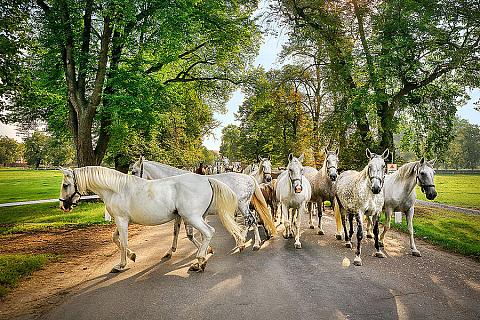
top-left (252, 245), bottom-right (261, 251)
top-left (345, 242), bottom-right (352, 249)
top-left (110, 266), bottom-right (125, 273)
top-left (238, 245), bottom-right (245, 252)
top-left (374, 251), bottom-right (386, 258)
top-left (188, 263), bottom-right (201, 272)
top-left (162, 252), bottom-right (172, 260)
top-left (317, 229), bottom-right (325, 235)
top-left (294, 242), bottom-right (302, 249)
top-left (366, 234), bottom-right (373, 239)
top-left (309, 225), bottom-right (314, 229)
top-left (208, 247), bottom-right (214, 254)
top-left (335, 234), bottom-right (342, 240)
top-left (129, 253), bottom-right (136, 262)
top-left (412, 250), bottom-right (422, 257)
top-left (353, 258), bottom-right (363, 266)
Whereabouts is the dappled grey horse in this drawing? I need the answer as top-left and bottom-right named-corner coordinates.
top-left (334, 149), bottom-right (389, 266)
top-left (304, 148), bottom-right (339, 235)
top-left (131, 157), bottom-right (277, 255)
top-left (251, 156), bottom-right (273, 184)
top-left (276, 154), bottom-right (312, 249)
top-left (365, 158), bottom-right (437, 257)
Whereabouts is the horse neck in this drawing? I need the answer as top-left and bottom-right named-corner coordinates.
top-left (75, 166), bottom-right (130, 196)
top-left (392, 162), bottom-right (418, 193)
top-left (356, 166), bottom-right (371, 189)
top-left (146, 161), bottom-right (186, 178)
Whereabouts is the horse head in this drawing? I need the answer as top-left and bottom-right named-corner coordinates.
top-left (58, 167), bottom-right (82, 212)
top-left (325, 148), bottom-right (339, 181)
top-left (287, 153), bottom-right (305, 193)
top-left (131, 155), bottom-right (144, 178)
top-left (366, 148), bottom-right (389, 194)
top-left (416, 158), bottom-right (437, 200)
top-left (258, 155), bottom-right (272, 183)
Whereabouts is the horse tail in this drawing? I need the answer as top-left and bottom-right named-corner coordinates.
top-left (251, 178), bottom-right (278, 236)
top-left (334, 197), bottom-right (343, 238)
top-left (208, 178), bottom-right (246, 246)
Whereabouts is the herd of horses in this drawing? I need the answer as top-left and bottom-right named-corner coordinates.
top-left (58, 149), bottom-right (437, 272)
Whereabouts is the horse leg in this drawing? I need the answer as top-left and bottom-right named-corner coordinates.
top-left (406, 207), bottom-right (421, 257)
top-left (186, 221), bottom-right (214, 254)
top-left (163, 216), bottom-right (182, 259)
top-left (252, 223), bottom-right (262, 251)
top-left (184, 217), bottom-right (215, 272)
top-left (366, 215), bottom-right (374, 238)
top-left (317, 200), bottom-right (325, 235)
top-left (353, 212), bottom-right (364, 266)
top-left (111, 218), bottom-right (129, 273)
top-left (281, 203), bottom-right (291, 239)
top-left (334, 199), bottom-right (343, 240)
top-left (294, 207), bottom-right (303, 249)
top-left (308, 202), bottom-right (315, 229)
top-left (348, 212), bottom-right (354, 240)
top-left (373, 214), bottom-right (386, 258)
top-left (379, 208), bottom-right (392, 247)
top-left (112, 227), bottom-right (136, 262)
top-left (342, 209), bottom-right (352, 248)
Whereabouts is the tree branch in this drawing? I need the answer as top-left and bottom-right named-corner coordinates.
top-left (78, 0), bottom-right (94, 103)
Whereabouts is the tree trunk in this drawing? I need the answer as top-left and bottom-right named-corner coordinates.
top-left (378, 101), bottom-right (395, 156)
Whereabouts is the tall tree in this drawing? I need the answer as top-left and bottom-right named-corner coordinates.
top-left (3, 0), bottom-right (260, 167)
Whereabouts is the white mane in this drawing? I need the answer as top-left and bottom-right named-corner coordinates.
top-left (74, 166), bottom-right (136, 194)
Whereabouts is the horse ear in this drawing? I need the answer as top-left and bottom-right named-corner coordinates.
top-left (267, 154), bottom-right (271, 161)
top-left (382, 149), bottom-right (390, 160)
top-left (258, 155), bottom-right (262, 162)
top-left (298, 153), bottom-right (305, 163)
top-left (323, 147), bottom-right (328, 155)
top-left (288, 153), bottom-right (293, 162)
top-left (335, 147), bottom-right (339, 155)
top-left (366, 148), bottom-right (373, 159)
top-left (59, 167), bottom-right (72, 177)
top-left (419, 157), bottom-right (425, 165)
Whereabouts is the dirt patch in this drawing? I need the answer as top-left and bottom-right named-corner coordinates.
top-left (0, 224), bottom-right (148, 319)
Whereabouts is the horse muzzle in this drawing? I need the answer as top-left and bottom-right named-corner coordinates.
top-left (426, 189), bottom-right (437, 200)
top-left (371, 185), bottom-right (382, 194)
top-left (329, 173), bottom-right (337, 181)
top-left (294, 185), bottom-right (303, 193)
top-left (264, 174), bottom-right (272, 183)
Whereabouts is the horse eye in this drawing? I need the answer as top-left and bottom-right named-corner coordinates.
top-left (63, 183), bottom-right (69, 188)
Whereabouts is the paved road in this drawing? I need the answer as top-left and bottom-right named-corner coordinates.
top-left (416, 200), bottom-right (480, 215)
top-left (21, 213), bottom-right (480, 320)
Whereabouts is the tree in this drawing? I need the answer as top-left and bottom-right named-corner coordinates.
top-left (3, 0), bottom-right (261, 167)
top-left (273, 0), bottom-right (480, 162)
top-left (0, 136), bottom-right (21, 165)
top-left (23, 131), bottom-right (50, 169)
top-left (445, 119), bottom-right (480, 169)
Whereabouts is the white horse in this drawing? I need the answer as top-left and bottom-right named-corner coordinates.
top-left (131, 158), bottom-right (277, 254)
top-left (58, 166), bottom-right (245, 272)
top-left (251, 156), bottom-right (273, 184)
top-left (333, 149), bottom-right (389, 266)
top-left (276, 154), bottom-right (312, 249)
top-left (303, 148), bottom-right (339, 235)
top-left (242, 162), bottom-right (259, 175)
top-left (365, 158), bottom-right (437, 257)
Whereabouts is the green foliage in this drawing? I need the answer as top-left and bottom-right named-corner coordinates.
top-left (0, 136), bottom-right (21, 165)
top-left (0, 254), bottom-right (55, 298)
top-left (443, 119), bottom-right (480, 170)
top-left (23, 132), bottom-right (74, 168)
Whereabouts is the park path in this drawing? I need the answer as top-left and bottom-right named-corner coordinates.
top-left (415, 200), bottom-right (480, 215)
top-left (1, 210), bottom-right (479, 320)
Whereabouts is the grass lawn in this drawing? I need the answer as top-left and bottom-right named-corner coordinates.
top-left (0, 254), bottom-right (58, 298)
top-left (0, 168), bottom-right (63, 203)
top-left (416, 174), bottom-right (480, 210)
top-left (388, 206), bottom-right (480, 261)
top-left (0, 202), bottom-right (109, 234)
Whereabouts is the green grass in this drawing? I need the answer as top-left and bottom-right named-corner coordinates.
top-left (0, 168), bottom-right (63, 203)
top-left (0, 254), bottom-right (58, 298)
top-left (388, 206), bottom-right (480, 260)
top-left (0, 202), bottom-right (109, 234)
top-left (416, 174), bottom-right (480, 210)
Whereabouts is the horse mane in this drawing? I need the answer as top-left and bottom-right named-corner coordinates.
top-left (74, 166), bottom-right (135, 194)
top-left (395, 161), bottom-right (418, 180)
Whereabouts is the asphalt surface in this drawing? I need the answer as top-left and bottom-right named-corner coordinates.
top-left (20, 212), bottom-right (480, 320)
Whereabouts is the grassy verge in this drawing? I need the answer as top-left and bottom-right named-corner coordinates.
top-left (0, 202), bottom-right (110, 234)
top-left (387, 206), bottom-right (480, 260)
top-left (416, 174), bottom-right (480, 210)
top-left (0, 168), bottom-right (63, 204)
top-left (0, 254), bottom-right (59, 298)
